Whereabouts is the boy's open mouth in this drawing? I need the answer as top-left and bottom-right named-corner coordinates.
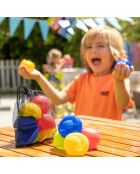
top-left (91, 58), bottom-right (101, 66)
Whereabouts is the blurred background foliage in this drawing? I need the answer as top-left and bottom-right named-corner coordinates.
top-left (0, 17), bottom-right (140, 70)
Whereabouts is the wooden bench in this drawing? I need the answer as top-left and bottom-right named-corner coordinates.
top-left (0, 116), bottom-right (140, 157)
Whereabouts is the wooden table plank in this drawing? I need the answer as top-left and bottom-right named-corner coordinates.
top-left (81, 119), bottom-right (140, 133)
top-left (0, 134), bottom-right (64, 157)
top-left (86, 150), bottom-right (119, 157)
top-left (89, 123), bottom-right (140, 137)
top-left (97, 145), bottom-right (140, 157)
top-left (82, 120), bottom-right (140, 136)
top-left (0, 128), bottom-right (14, 136)
top-left (0, 147), bottom-right (28, 157)
top-left (100, 129), bottom-right (140, 141)
top-left (0, 140), bottom-right (58, 157)
top-left (43, 140), bottom-right (118, 157)
top-left (101, 134), bottom-right (140, 147)
top-left (80, 115), bottom-right (140, 128)
top-left (101, 139), bottom-right (140, 154)
top-left (83, 121), bottom-right (140, 142)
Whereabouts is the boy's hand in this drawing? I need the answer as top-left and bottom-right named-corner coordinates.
top-left (113, 62), bottom-right (134, 80)
top-left (18, 65), bottom-right (41, 80)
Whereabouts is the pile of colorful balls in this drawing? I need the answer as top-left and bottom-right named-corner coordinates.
top-left (54, 115), bottom-right (100, 156)
top-left (13, 93), bottom-right (56, 147)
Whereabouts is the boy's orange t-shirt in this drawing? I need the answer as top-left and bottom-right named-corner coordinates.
top-left (65, 72), bottom-right (133, 120)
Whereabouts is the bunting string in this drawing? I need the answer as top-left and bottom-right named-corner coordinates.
top-left (0, 17), bottom-right (134, 41)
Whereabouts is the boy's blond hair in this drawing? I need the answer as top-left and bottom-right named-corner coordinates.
top-left (47, 49), bottom-right (62, 64)
top-left (80, 26), bottom-right (127, 73)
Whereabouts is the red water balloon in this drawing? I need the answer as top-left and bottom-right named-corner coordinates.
top-left (37, 114), bottom-right (56, 131)
top-left (31, 94), bottom-right (51, 115)
top-left (82, 128), bottom-right (100, 150)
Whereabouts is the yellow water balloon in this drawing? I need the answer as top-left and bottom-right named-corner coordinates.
top-left (20, 102), bottom-right (42, 119)
top-left (64, 133), bottom-right (89, 156)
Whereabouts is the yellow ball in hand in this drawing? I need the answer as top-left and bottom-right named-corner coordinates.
top-left (64, 133), bottom-right (89, 156)
top-left (19, 59), bottom-right (35, 72)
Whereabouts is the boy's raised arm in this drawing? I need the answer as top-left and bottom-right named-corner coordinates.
top-left (18, 66), bottom-right (69, 105)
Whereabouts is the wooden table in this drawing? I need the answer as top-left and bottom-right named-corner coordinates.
top-left (0, 115), bottom-right (140, 157)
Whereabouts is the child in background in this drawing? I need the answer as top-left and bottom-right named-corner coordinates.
top-left (19, 26), bottom-right (134, 120)
top-left (63, 54), bottom-right (74, 69)
top-left (42, 48), bottom-right (64, 90)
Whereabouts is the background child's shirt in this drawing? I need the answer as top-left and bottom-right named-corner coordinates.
top-left (65, 72), bottom-right (134, 120)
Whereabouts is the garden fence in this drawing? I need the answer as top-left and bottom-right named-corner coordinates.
top-left (0, 59), bottom-right (30, 93)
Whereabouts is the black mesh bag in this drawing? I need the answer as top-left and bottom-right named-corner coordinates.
top-left (13, 85), bottom-right (56, 147)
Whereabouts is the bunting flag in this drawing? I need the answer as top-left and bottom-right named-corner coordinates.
top-left (94, 17), bottom-right (106, 25)
top-left (48, 17), bottom-right (62, 30)
top-left (57, 28), bottom-right (71, 40)
top-left (106, 17), bottom-right (121, 30)
top-left (67, 27), bottom-right (74, 35)
top-left (83, 18), bottom-right (97, 28)
top-left (0, 17), bottom-right (6, 24)
top-left (67, 18), bottom-right (77, 35)
top-left (58, 18), bottom-right (77, 35)
top-left (58, 19), bottom-right (70, 28)
top-left (47, 17), bottom-right (53, 26)
top-left (118, 17), bottom-right (133, 23)
top-left (39, 20), bottom-right (49, 40)
top-left (24, 18), bottom-right (36, 40)
top-left (68, 18), bottom-right (77, 28)
top-left (76, 19), bottom-right (88, 32)
top-left (9, 17), bottom-right (22, 37)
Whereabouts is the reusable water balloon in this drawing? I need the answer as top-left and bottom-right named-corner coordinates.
top-left (19, 59), bottom-right (35, 72)
top-left (31, 94), bottom-right (51, 114)
top-left (19, 102), bottom-right (42, 119)
top-left (113, 58), bottom-right (132, 68)
top-left (58, 115), bottom-right (82, 138)
top-left (64, 133), bottom-right (89, 156)
top-left (37, 114), bottom-right (56, 142)
top-left (37, 114), bottom-right (56, 131)
top-left (82, 128), bottom-right (100, 150)
top-left (53, 131), bottom-right (65, 150)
